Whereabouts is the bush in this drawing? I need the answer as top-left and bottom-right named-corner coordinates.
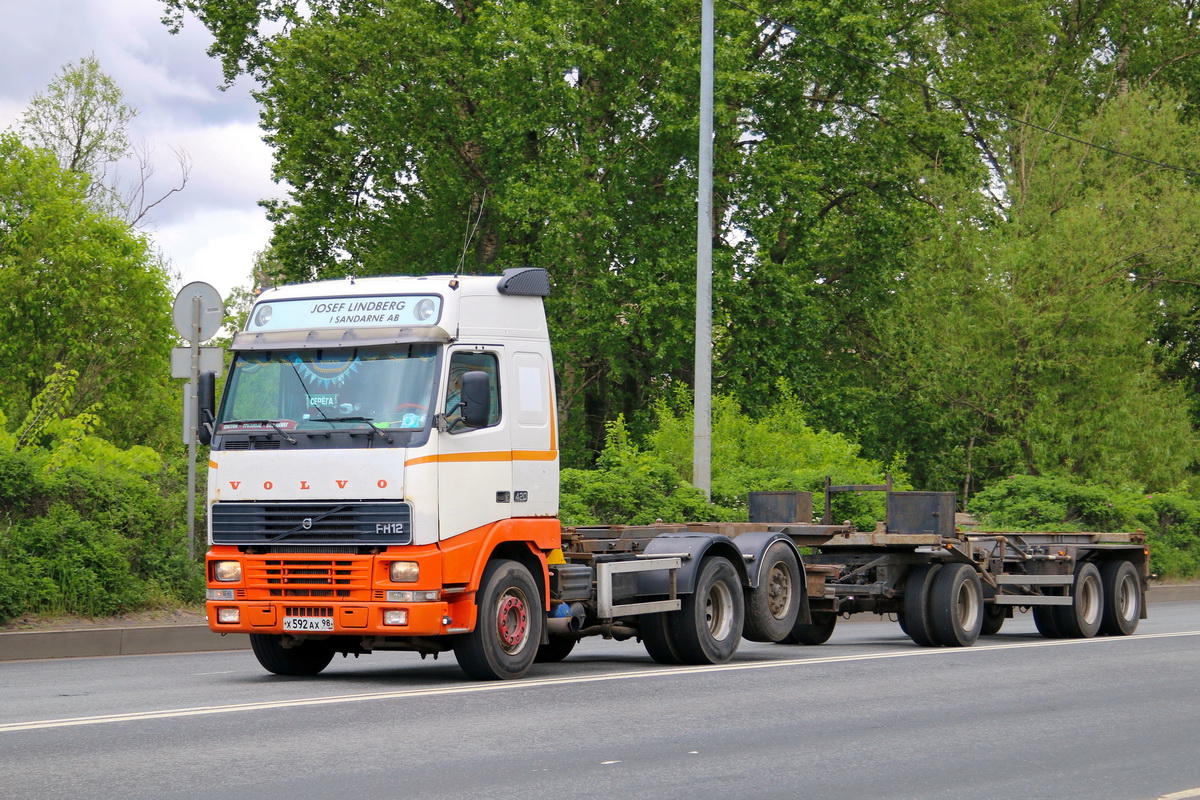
top-left (0, 402), bottom-right (201, 624)
top-left (971, 475), bottom-right (1200, 579)
top-left (560, 394), bottom-right (905, 530)
top-left (645, 393), bottom-right (906, 530)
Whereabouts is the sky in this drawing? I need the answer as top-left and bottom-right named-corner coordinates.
top-left (0, 0), bottom-right (280, 301)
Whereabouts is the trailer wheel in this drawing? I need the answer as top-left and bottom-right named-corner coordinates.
top-left (1033, 606), bottom-right (1062, 638)
top-left (250, 634), bottom-right (335, 676)
top-left (640, 612), bottom-right (684, 665)
top-left (981, 605), bottom-right (1006, 636)
top-left (669, 556), bottom-right (744, 664)
top-left (929, 563), bottom-right (984, 647)
top-left (1053, 562), bottom-right (1104, 638)
top-left (1099, 560), bottom-right (1141, 636)
top-left (781, 611), bottom-right (837, 645)
top-left (535, 636), bottom-right (577, 663)
top-left (903, 564), bottom-right (942, 647)
top-left (743, 542), bottom-right (802, 642)
top-left (453, 559), bottom-right (542, 680)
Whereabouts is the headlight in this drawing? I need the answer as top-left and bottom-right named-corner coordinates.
top-left (390, 561), bottom-right (419, 582)
top-left (213, 561), bottom-right (242, 582)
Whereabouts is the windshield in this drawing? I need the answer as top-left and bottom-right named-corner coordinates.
top-left (217, 344), bottom-right (439, 445)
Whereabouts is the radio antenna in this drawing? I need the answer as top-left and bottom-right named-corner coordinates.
top-left (454, 194), bottom-right (486, 278)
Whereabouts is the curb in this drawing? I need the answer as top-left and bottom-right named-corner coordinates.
top-left (0, 625), bottom-right (248, 662)
top-left (2, 584), bottom-right (1197, 663)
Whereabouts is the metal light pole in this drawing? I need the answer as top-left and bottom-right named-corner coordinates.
top-left (694, 0), bottom-right (714, 500)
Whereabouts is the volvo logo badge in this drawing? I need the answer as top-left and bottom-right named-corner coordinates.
top-left (302, 517), bottom-right (313, 530)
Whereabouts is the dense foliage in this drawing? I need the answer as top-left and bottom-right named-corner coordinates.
top-left (561, 395), bottom-right (903, 530)
top-left (971, 475), bottom-right (1200, 579)
top-left (164, 0), bottom-right (1200, 490)
top-left (0, 376), bottom-right (199, 624)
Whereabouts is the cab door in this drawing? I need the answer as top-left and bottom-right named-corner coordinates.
top-left (436, 346), bottom-right (512, 539)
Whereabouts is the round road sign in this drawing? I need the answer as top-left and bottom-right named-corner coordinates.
top-left (172, 282), bottom-right (224, 342)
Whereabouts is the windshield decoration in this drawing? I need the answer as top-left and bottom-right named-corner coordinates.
top-left (290, 352), bottom-right (360, 388)
top-left (247, 295), bottom-right (442, 332)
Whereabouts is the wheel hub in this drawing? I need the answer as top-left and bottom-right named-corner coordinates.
top-left (497, 593), bottom-right (528, 651)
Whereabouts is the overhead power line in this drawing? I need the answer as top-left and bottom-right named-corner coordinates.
top-left (723, 0), bottom-right (1200, 179)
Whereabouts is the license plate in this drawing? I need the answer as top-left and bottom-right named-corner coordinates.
top-left (283, 616), bottom-right (334, 632)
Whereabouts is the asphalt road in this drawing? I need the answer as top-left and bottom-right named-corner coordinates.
top-left (3, 602), bottom-right (1199, 800)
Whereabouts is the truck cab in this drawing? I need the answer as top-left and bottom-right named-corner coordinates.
top-left (203, 268), bottom-right (562, 677)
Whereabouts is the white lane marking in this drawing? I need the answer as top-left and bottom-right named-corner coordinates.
top-left (3, 630), bottom-right (1199, 734)
top-left (1160, 789), bottom-right (1200, 799)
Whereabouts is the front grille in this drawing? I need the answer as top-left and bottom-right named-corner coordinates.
top-left (222, 439), bottom-right (281, 451)
top-left (245, 557), bottom-right (371, 601)
top-left (212, 501), bottom-right (412, 546)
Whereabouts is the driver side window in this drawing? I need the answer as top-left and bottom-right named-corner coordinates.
top-left (445, 351), bottom-right (501, 430)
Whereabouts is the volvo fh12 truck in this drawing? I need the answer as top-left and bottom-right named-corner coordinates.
top-left (198, 268), bottom-right (1148, 679)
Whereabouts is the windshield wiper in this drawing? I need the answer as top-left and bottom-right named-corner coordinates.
top-left (318, 416), bottom-right (395, 444)
top-left (221, 419), bottom-right (298, 445)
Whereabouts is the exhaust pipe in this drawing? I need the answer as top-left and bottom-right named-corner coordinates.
top-left (546, 602), bottom-right (586, 635)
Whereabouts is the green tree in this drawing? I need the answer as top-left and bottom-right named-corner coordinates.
top-left (0, 133), bottom-right (177, 450)
top-left (874, 91), bottom-right (1200, 494)
top-left (17, 55), bottom-right (190, 226)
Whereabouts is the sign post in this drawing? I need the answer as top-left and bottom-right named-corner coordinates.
top-left (172, 282), bottom-right (224, 559)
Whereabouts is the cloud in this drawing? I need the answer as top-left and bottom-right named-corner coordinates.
top-left (0, 0), bottom-right (280, 303)
top-left (157, 208), bottom-right (275, 299)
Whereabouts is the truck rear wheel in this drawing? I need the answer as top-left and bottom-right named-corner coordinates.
top-left (981, 605), bottom-right (1006, 636)
top-left (929, 563), bottom-right (983, 647)
top-left (1099, 560), bottom-right (1141, 636)
top-left (903, 564), bottom-right (942, 647)
top-left (1053, 562), bottom-right (1103, 638)
top-left (640, 612), bottom-right (684, 664)
top-left (250, 634), bottom-right (335, 676)
top-left (743, 542), bottom-right (802, 642)
top-left (1033, 606), bottom-right (1062, 638)
top-left (454, 559), bottom-right (543, 680)
top-left (669, 556), bottom-right (744, 664)
top-left (781, 611), bottom-right (837, 645)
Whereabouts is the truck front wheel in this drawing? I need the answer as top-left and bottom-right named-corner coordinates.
top-left (454, 559), bottom-right (543, 680)
top-left (669, 556), bottom-right (744, 664)
top-left (250, 634), bottom-right (335, 676)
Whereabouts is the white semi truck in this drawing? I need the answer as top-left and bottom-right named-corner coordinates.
top-left (198, 268), bottom-right (1148, 679)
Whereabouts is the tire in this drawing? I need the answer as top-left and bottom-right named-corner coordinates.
top-left (640, 612), bottom-right (684, 665)
top-left (1099, 560), bottom-right (1141, 636)
top-left (903, 564), bottom-right (942, 647)
top-left (929, 563), bottom-right (984, 647)
top-left (781, 611), bottom-right (837, 645)
top-left (743, 542), bottom-right (802, 643)
top-left (1033, 606), bottom-right (1062, 638)
top-left (981, 604), bottom-right (1006, 636)
top-left (669, 556), bottom-right (745, 664)
top-left (454, 559), bottom-right (543, 680)
top-left (250, 634), bottom-right (335, 676)
top-left (1053, 562), bottom-right (1104, 639)
top-left (535, 635), bottom-right (577, 663)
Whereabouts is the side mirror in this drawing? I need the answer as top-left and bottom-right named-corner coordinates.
top-left (460, 370), bottom-right (492, 428)
top-left (197, 371), bottom-right (216, 445)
